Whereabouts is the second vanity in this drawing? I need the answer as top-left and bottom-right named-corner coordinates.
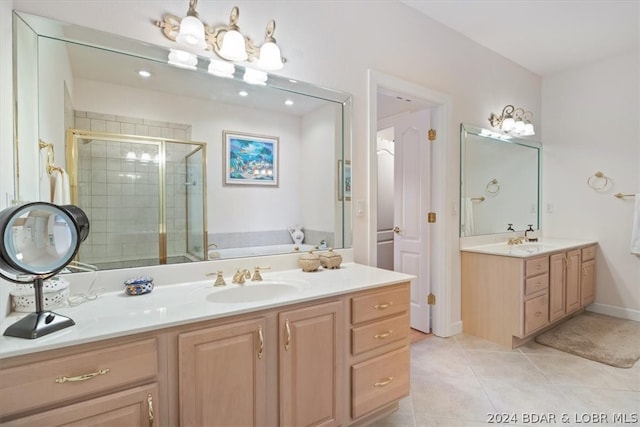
top-left (0, 262), bottom-right (413, 427)
top-left (461, 238), bottom-right (597, 348)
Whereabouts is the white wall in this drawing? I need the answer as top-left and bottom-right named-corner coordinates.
top-left (542, 52), bottom-right (640, 319)
top-left (1, 0), bottom-right (543, 331)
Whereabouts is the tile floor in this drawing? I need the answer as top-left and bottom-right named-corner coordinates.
top-left (371, 333), bottom-right (639, 426)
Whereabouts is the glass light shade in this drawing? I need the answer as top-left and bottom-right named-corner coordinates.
top-left (168, 49), bottom-right (198, 70)
top-left (523, 123), bottom-right (535, 136)
top-left (219, 30), bottom-right (248, 61)
top-left (514, 119), bottom-right (525, 133)
top-left (208, 59), bottom-right (235, 78)
top-left (257, 41), bottom-right (283, 71)
top-left (176, 15), bottom-right (207, 50)
top-left (243, 68), bottom-right (268, 85)
top-left (501, 116), bottom-right (515, 131)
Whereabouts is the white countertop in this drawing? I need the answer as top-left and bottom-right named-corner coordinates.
top-left (460, 238), bottom-right (597, 258)
top-left (0, 263), bottom-right (414, 360)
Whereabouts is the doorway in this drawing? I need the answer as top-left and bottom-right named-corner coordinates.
top-left (368, 70), bottom-right (453, 337)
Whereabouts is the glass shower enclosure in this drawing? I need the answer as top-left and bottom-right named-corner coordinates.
top-left (66, 129), bottom-right (207, 269)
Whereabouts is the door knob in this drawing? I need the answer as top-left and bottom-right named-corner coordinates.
top-left (393, 226), bottom-right (401, 234)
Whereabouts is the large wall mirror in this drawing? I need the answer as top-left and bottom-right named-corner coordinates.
top-left (460, 123), bottom-right (540, 237)
top-left (13, 11), bottom-right (352, 270)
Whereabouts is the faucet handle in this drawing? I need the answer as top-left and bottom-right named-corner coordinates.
top-left (252, 266), bottom-right (271, 281)
top-left (206, 270), bottom-right (226, 287)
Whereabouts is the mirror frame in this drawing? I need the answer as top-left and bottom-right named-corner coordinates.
top-left (12, 10), bottom-right (353, 268)
top-left (459, 123), bottom-right (541, 237)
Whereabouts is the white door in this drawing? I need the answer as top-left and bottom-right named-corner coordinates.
top-left (393, 109), bottom-right (431, 333)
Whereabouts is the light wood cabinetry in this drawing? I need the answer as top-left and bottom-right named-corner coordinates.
top-left (462, 244), bottom-right (596, 348)
top-left (0, 282), bottom-right (411, 426)
top-left (279, 301), bottom-right (344, 427)
top-left (0, 334), bottom-right (164, 425)
top-left (581, 246), bottom-right (596, 306)
top-left (178, 317), bottom-right (267, 427)
top-left (348, 284), bottom-right (411, 422)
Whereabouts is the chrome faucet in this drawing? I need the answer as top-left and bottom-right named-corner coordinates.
top-left (232, 269), bottom-right (251, 284)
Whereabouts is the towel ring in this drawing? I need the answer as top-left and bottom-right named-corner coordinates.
top-left (587, 171), bottom-right (608, 190)
top-left (486, 179), bottom-right (500, 195)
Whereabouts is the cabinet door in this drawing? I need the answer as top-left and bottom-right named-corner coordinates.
top-left (549, 253), bottom-right (566, 322)
top-left (581, 259), bottom-right (596, 306)
top-left (279, 300), bottom-right (344, 427)
top-left (178, 318), bottom-right (266, 427)
top-left (4, 383), bottom-right (158, 427)
top-left (565, 249), bottom-right (581, 313)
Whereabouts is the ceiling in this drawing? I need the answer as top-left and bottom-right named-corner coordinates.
top-left (401, 0), bottom-right (639, 76)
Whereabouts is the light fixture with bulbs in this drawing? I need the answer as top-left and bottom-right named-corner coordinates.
top-left (155, 1), bottom-right (285, 72)
top-left (488, 105), bottom-right (535, 136)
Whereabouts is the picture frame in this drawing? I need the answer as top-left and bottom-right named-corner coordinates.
top-left (223, 131), bottom-right (279, 186)
top-left (338, 160), bottom-right (351, 201)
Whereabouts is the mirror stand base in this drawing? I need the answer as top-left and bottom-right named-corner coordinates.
top-left (3, 311), bottom-right (75, 339)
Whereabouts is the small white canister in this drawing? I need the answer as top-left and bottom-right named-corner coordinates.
top-left (10, 275), bottom-right (71, 312)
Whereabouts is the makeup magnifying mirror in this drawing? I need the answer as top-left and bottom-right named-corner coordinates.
top-left (0, 202), bottom-right (89, 339)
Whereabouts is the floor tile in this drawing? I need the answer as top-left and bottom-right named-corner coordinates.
top-left (465, 350), bottom-right (550, 383)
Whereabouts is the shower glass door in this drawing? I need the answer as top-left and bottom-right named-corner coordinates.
top-left (67, 129), bottom-right (206, 269)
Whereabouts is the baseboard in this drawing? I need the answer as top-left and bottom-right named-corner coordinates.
top-left (434, 320), bottom-right (463, 338)
top-left (587, 303), bottom-right (640, 322)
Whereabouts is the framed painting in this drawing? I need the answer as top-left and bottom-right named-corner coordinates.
top-left (338, 160), bottom-right (351, 201)
top-left (223, 131), bottom-right (279, 186)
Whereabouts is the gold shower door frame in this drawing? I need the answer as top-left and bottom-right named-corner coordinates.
top-left (66, 129), bottom-right (207, 266)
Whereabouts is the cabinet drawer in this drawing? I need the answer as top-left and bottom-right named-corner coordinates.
top-left (524, 273), bottom-right (549, 297)
top-left (582, 245), bottom-right (596, 261)
top-left (351, 313), bottom-right (409, 356)
top-left (525, 257), bottom-right (549, 277)
top-left (351, 285), bottom-right (410, 325)
top-left (523, 294), bottom-right (549, 335)
top-left (352, 346), bottom-right (410, 419)
top-left (0, 338), bottom-right (158, 417)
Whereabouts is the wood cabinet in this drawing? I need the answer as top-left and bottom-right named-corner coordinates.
top-left (581, 246), bottom-right (596, 306)
top-left (279, 301), bottom-right (344, 427)
top-left (550, 249), bottom-right (583, 322)
top-left (0, 335), bottom-right (164, 425)
top-left (462, 244), bottom-right (597, 348)
top-left (0, 282), bottom-right (411, 426)
top-left (348, 284), bottom-right (411, 422)
top-left (178, 317), bottom-right (267, 427)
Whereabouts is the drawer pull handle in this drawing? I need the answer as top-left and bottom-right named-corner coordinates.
top-left (258, 325), bottom-right (264, 359)
top-left (374, 330), bottom-right (393, 339)
top-left (55, 368), bottom-right (110, 384)
top-left (284, 319), bottom-right (291, 351)
top-left (147, 393), bottom-right (154, 427)
top-left (374, 377), bottom-right (394, 387)
top-left (373, 302), bottom-right (393, 310)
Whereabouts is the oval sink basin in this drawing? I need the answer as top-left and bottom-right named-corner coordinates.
top-left (206, 282), bottom-right (304, 304)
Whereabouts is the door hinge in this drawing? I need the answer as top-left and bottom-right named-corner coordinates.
top-left (428, 129), bottom-right (436, 141)
top-left (427, 212), bottom-right (436, 223)
top-left (427, 293), bottom-right (436, 305)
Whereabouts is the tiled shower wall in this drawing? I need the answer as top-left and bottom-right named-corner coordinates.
top-left (73, 111), bottom-right (193, 269)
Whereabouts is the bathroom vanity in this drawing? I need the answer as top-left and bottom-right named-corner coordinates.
top-left (0, 263), bottom-right (412, 426)
top-left (461, 239), bottom-right (597, 348)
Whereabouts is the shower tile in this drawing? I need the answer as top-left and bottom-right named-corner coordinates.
top-left (465, 351), bottom-right (549, 384)
top-left (121, 122), bottom-right (135, 135)
top-left (91, 182), bottom-right (107, 196)
top-left (90, 119), bottom-right (106, 132)
top-left (75, 117), bottom-right (90, 130)
top-left (148, 126), bottom-right (162, 138)
top-left (134, 124), bottom-right (149, 136)
top-left (87, 112), bottom-right (116, 121)
top-left (116, 115), bottom-right (143, 124)
top-left (106, 121), bottom-right (121, 134)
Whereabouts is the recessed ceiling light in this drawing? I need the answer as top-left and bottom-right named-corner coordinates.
top-left (284, 99), bottom-right (294, 106)
top-left (137, 70), bottom-right (151, 78)
top-left (238, 90), bottom-right (249, 97)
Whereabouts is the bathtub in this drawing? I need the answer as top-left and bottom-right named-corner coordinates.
top-left (208, 244), bottom-right (317, 260)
